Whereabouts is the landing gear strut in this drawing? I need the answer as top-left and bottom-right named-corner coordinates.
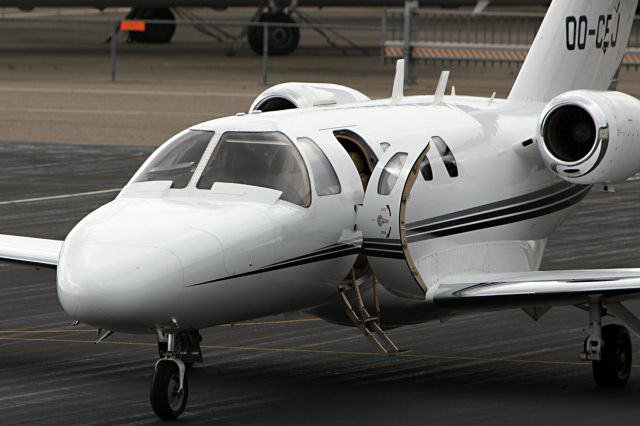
top-left (151, 328), bottom-right (203, 420)
top-left (580, 301), bottom-right (632, 388)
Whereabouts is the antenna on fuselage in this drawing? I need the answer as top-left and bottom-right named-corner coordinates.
top-left (434, 70), bottom-right (450, 105)
top-left (391, 59), bottom-right (405, 104)
top-left (488, 91), bottom-right (496, 105)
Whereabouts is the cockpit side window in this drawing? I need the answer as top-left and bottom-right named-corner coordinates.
top-left (297, 137), bottom-right (341, 196)
top-left (197, 131), bottom-right (311, 208)
top-left (432, 136), bottom-right (459, 178)
top-left (136, 129), bottom-right (213, 189)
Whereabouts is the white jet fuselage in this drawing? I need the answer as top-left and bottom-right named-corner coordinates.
top-left (56, 94), bottom-right (572, 333)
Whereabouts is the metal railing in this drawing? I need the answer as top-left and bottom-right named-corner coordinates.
top-left (0, 14), bottom-right (380, 85)
top-left (382, 5), bottom-right (640, 81)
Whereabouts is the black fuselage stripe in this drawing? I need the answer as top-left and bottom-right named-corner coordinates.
top-left (187, 245), bottom-right (360, 287)
top-left (364, 249), bottom-right (406, 259)
top-left (364, 238), bottom-right (402, 244)
top-left (268, 243), bottom-right (356, 267)
top-left (406, 182), bottom-right (574, 230)
top-left (408, 184), bottom-right (587, 237)
top-left (362, 242), bottom-right (404, 252)
top-left (408, 185), bottom-right (590, 242)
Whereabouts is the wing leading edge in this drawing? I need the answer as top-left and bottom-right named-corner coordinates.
top-left (431, 270), bottom-right (640, 310)
top-left (0, 234), bottom-right (63, 267)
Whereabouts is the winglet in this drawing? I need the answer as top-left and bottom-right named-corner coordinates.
top-left (391, 59), bottom-right (405, 104)
top-left (434, 70), bottom-right (450, 105)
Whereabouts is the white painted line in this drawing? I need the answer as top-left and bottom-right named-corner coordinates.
top-left (0, 188), bottom-right (120, 206)
top-left (0, 106), bottom-right (214, 117)
top-left (0, 86), bottom-right (256, 98)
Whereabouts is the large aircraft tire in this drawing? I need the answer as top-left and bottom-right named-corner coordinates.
top-left (592, 324), bottom-right (632, 388)
top-left (150, 361), bottom-right (189, 420)
top-left (247, 12), bottom-right (300, 56)
top-left (128, 8), bottom-right (176, 44)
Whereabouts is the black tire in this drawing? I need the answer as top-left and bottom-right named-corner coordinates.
top-left (150, 361), bottom-right (189, 420)
top-left (128, 8), bottom-right (176, 44)
top-left (247, 12), bottom-right (300, 56)
top-left (593, 324), bottom-right (632, 388)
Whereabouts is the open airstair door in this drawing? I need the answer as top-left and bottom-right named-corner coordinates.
top-left (359, 140), bottom-right (431, 300)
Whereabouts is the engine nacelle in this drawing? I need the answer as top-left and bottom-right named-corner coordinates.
top-left (249, 82), bottom-right (370, 113)
top-left (537, 90), bottom-right (640, 184)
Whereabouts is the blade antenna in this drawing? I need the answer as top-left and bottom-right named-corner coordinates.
top-left (434, 70), bottom-right (450, 105)
top-left (391, 59), bottom-right (405, 104)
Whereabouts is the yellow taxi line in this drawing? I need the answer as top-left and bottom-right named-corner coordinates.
top-left (0, 318), bottom-right (321, 334)
top-left (0, 334), bottom-right (630, 369)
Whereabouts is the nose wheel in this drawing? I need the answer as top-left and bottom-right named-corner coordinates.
top-left (151, 328), bottom-right (203, 420)
top-left (151, 361), bottom-right (189, 420)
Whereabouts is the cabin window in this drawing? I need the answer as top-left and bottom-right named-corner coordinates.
top-left (420, 154), bottom-right (433, 181)
top-left (136, 129), bottom-right (213, 189)
top-left (432, 136), bottom-right (459, 178)
top-left (378, 152), bottom-right (407, 195)
top-left (197, 131), bottom-right (311, 207)
top-left (297, 137), bottom-right (341, 196)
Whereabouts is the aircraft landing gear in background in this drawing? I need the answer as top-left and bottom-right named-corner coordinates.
top-left (247, 11), bottom-right (300, 56)
top-left (151, 329), bottom-right (203, 420)
top-left (126, 7), bottom-right (176, 44)
top-left (580, 302), bottom-right (632, 388)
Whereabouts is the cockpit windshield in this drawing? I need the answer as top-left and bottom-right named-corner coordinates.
top-left (197, 131), bottom-right (311, 207)
top-left (136, 129), bottom-right (213, 189)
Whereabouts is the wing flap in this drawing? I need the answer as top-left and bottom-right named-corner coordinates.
top-left (431, 270), bottom-right (640, 310)
top-left (0, 234), bottom-right (63, 267)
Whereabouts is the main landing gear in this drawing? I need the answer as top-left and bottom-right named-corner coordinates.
top-left (580, 301), bottom-right (635, 387)
top-left (125, 8), bottom-right (176, 44)
top-left (151, 328), bottom-right (203, 420)
top-left (247, 11), bottom-right (300, 56)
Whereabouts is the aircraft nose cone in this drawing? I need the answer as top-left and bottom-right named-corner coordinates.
top-left (57, 243), bottom-right (184, 330)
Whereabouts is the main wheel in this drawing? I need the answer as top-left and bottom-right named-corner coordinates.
top-left (247, 12), bottom-right (300, 56)
top-left (593, 324), bottom-right (632, 388)
top-left (127, 8), bottom-right (176, 44)
top-left (150, 361), bottom-right (189, 420)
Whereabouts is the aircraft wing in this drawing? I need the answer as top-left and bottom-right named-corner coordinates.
top-left (0, 234), bottom-right (63, 268)
top-left (431, 270), bottom-right (640, 310)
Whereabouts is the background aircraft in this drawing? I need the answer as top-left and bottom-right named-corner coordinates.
top-left (0, 0), bottom-right (551, 54)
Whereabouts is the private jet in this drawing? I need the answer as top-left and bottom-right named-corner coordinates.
top-left (1, 0), bottom-right (639, 420)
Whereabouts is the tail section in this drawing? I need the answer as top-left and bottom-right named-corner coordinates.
top-left (509, 0), bottom-right (638, 102)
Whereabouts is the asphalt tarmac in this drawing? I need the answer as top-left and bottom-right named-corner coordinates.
top-left (0, 142), bottom-right (640, 426)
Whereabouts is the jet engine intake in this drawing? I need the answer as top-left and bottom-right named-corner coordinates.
top-left (537, 90), bottom-right (640, 184)
top-left (249, 83), bottom-right (370, 113)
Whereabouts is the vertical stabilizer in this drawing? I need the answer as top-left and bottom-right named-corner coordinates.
top-left (509, 0), bottom-right (638, 102)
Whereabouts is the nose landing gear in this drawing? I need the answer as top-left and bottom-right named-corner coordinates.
top-left (151, 359), bottom-right (188, 420)
top-left (151, 328), bottom-right (203, 420)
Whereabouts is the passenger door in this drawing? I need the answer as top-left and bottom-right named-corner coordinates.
top-left (358, 139), bottom-right (431, 300)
